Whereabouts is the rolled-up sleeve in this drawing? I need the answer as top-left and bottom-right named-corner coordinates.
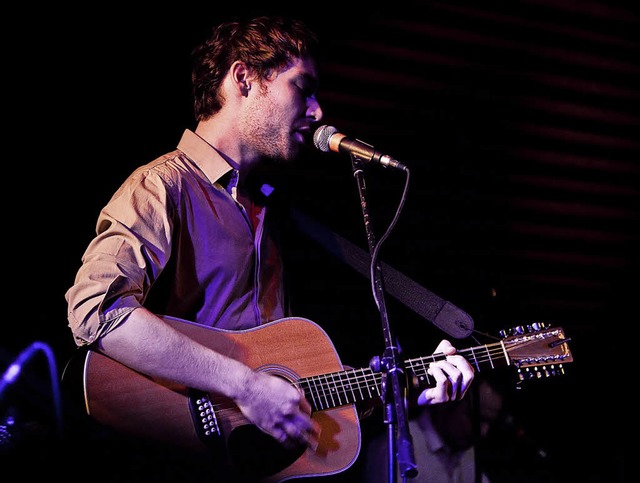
top-left (66, 165), bottom-right (175, 346)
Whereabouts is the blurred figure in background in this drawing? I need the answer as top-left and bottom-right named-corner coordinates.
top-left (363, 372), bottom-right (554, 483)
top-left (362, 375), bottom-right (504, 483)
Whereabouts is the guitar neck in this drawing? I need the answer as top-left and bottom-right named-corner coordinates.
top-left (300, 322), bottom-right (575, 413)
top-left (299, 340), bottom-right (508, 412)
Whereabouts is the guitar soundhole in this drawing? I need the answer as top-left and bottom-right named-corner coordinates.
top-left (227, 425), bottom-right (304, 478)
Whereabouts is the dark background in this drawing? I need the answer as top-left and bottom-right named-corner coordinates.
top-left (2, 1), bottom-right (637, 481)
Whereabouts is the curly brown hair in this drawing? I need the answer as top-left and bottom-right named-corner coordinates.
top-left (191, 16), bottom-right (320, 121)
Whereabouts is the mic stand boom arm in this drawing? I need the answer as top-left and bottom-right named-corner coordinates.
top-left (349, 154), bottom-right (417, 482)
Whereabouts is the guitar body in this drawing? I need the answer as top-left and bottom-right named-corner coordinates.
top-left (79, 316), bottom-right (360, 482)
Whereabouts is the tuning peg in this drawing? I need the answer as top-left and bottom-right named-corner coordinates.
top-left (549, 364), bottom-right (565, 376)
top-left (499, 325), bottom-right (526, 338)
top-left (517, 367), bottom-right (535, 380)
top-left (528, 322), bottom-right (547, 331)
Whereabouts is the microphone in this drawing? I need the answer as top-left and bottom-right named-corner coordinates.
top-left (313, 125), bottom-right (407, 170)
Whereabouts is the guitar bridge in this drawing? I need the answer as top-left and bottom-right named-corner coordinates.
top-left (188, 389), bottom-right (222, 447)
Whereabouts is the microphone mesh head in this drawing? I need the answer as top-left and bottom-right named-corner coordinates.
top-left (313, 125), bottom-right (337, 152)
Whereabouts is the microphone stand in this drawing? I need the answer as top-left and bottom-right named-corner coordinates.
top-left (349, 154), bottom-right (417, 482)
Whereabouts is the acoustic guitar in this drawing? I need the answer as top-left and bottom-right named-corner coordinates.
top-left (65, 315), bottom-right (573, 482)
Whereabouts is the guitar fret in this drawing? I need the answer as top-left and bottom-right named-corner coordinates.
top-left (485, 345), bottom-right (495, 369)
top-left (317, 376), bottom-right (329, 407)
top-left (405, 359), bottom-right (417, 383)
top-left (366, 371), bottom-right (380, 399)
top-left (322, 373), bottom-right (337, 408)
top-left (344, 371), bottom-right (357, 403)
top-left (360, 369), bottom-right (373, 400)
top-left (500, 341), bottom-right (510, 366)
top-left (468, 347), bottom-right (480, 370)
top-left (303, 375), bottom-right (323, 411)
top-left (349, 369), bottom-right (364, 402)
top-left (330, 372), bottom-right (343, 406)
top-left (317, 374), bottom-right (331, 410)
top-left (362, 369), bottom-right (375, 400)
top-left (337, 371), bottom-right (354, 404)
top-left (406, 357), bottom-right (432, 387)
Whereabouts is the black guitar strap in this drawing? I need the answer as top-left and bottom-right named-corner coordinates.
top-left (289, 207), bottom-right (474, 339)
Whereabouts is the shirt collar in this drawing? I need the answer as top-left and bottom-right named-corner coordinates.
top-left (177, 129), bottom-right (234, 185)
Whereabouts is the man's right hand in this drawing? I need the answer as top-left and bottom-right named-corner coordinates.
top-left (234, 371), bottom-right (320, 449)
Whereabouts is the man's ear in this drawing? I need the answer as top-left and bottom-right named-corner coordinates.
top-left (230, 61), bottom-right (251, 96)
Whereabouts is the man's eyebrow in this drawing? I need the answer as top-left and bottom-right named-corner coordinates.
top-left (298, 72), bottom-right (319, 88)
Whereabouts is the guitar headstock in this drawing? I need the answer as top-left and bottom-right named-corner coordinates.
top-left (500, 323), bottom-right (573, 381)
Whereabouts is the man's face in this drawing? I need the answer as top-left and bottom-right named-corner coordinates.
top-left (240, 56), bottom-right (323, 163)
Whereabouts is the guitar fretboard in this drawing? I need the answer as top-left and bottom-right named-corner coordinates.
top-left (299, 340), bottom-right (510, 412)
